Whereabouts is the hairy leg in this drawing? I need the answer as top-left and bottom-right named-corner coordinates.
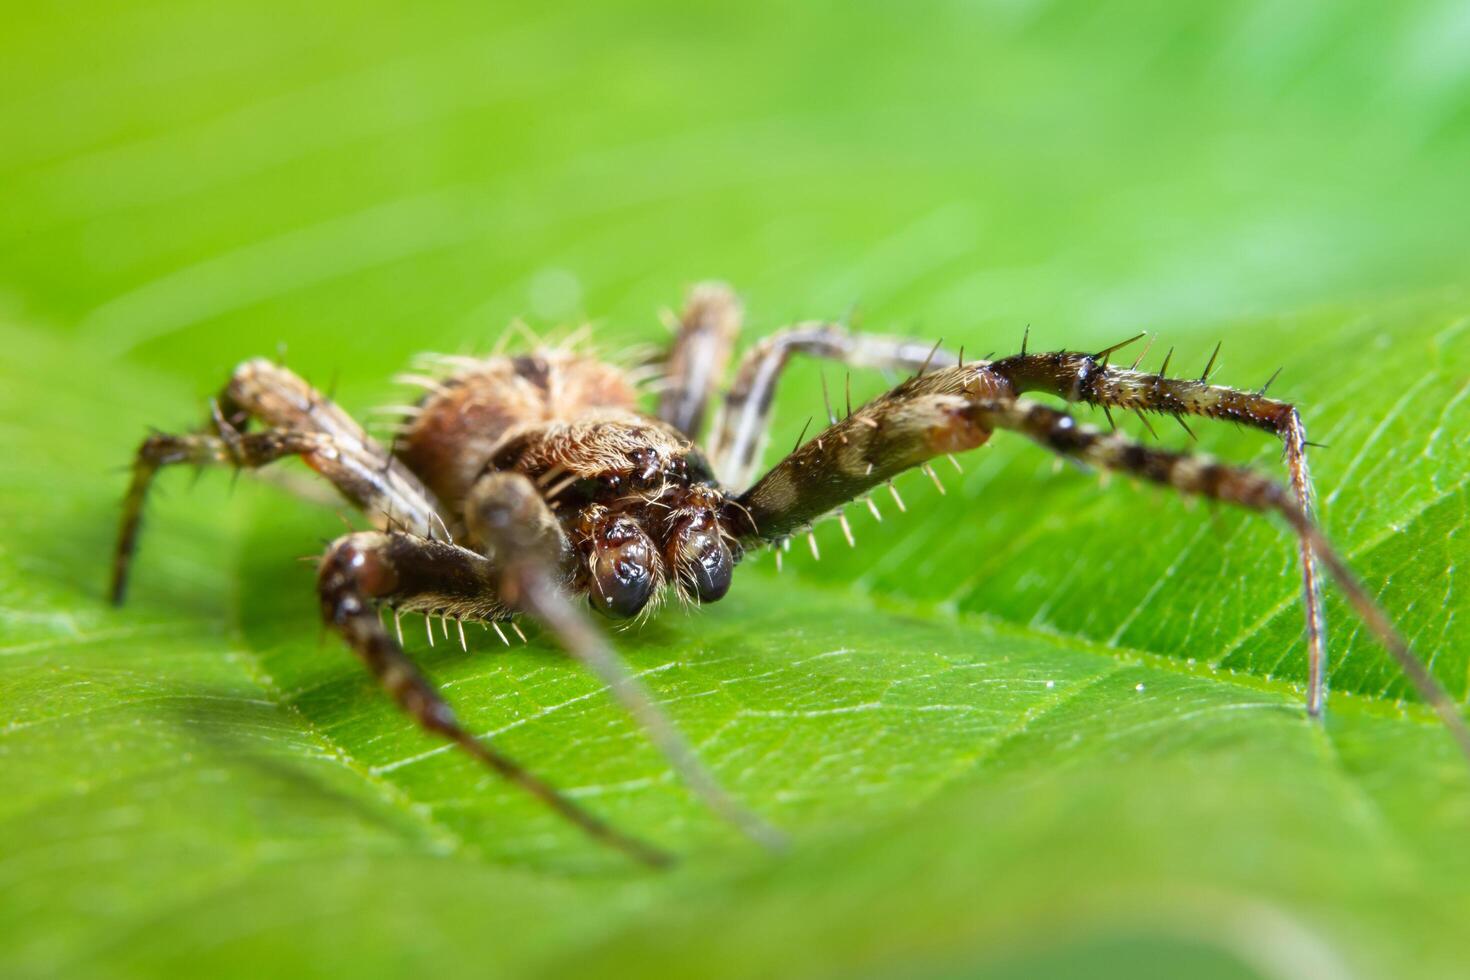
top-left (657, 282), bottom-right (742, 441)
top-left (973, 397), bottom-right (1470, 761)
top-left (466, 470), bottom-right (783, 850)
top-left (732, 365), bottom-right (1005, 540)
top-left (220, 357), bottom-right (383, 459)
top-left (732, 365), bottom-right (1470, 761)
top-left (219, 357), bottom-right (445, 536)
top-left (710, 322), bottom-right (957, 489)
top-left (114, 360), bottom-right (447, 603)
top-left (316, 530), bottom-right (671, 866)
top-left (988, 343), bottom-right (1326, 713)
top-left (112, 421), bottom-right (438, 602)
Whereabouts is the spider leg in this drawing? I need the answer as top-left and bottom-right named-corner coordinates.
top-left (983, 397), bottom-right (1470, 761)
top-left (465, 470), bottom-right (784, 851)
top-left (987, 347), bottom-right (1326, 712)
top-left (710, 322), bottom-right (958, 489)
top-left (657, 282), bottom-right (742, 440)
top-left (218, 357), bottom-right (446, 532)
top-left (114, 359), bottom-right (445, 604)
top-left (219, 357), bottom-right (385, 457)
top-left (733, 367), bottom-right (1470, 762)
top-left (112, 423), bottom-right (435, 602)
top-left (316, 530), bottom-right (672, 867)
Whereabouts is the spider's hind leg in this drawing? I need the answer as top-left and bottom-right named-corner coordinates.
top-left (316, 530), bottom-right (672, 867)
top-left (988, 346), bottom-right (1327, 714)
top-left (114, 425), bottom-right (347, 603)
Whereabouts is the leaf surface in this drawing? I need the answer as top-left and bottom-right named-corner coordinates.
top-left (2, 2), bottom-right (1470, 978)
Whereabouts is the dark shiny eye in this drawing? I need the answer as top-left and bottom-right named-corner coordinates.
top-left (667, 514), bottom-right (734, 603)
top-left (589, 518), bottom-right (655, 618)
top-left (688, 533), bottom-right (732, 602)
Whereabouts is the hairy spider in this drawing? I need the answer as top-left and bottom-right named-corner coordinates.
top-left (112, 282), bottom-right (1470, 866)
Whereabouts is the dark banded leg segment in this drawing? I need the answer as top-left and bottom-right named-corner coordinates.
top-left (317, 530), bottom-right (673, 867)
top-left (467, 471), bottom-right (785, 851)
top-left (989, 347), bottom-right (1327, 714)
top-left (114, 358), bottom-right (447, 605)
top-left (977, 398), bottom-right (1470, 763)
top-left (711, 323), bottom-right (958, 489)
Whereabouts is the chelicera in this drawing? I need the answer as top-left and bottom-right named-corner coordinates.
top-left (111, 282), bottom-right (1470, 866)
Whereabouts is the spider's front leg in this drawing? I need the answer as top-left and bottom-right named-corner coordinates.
top-left (988, 342), bottom-right (1326, 713)
top-left (316, 529), bottom-right (673, 867)
top-left (730, 366), bottom-right (1470, 762)
top-left (464, 471), bottom-right (784, 851)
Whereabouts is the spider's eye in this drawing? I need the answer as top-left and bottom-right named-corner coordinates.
top-left (589, 518), bottom-right (656, 618)
top-left (689, 533), bottom-right (732, 602)
top-left (668, 515), bottom-right (734, 603)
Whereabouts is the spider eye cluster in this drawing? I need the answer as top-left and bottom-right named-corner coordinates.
top-left (578, 480), bottom-right (738, 619)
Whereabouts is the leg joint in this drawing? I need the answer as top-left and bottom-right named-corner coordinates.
top-left (317, 533), bottom-right (399, 623)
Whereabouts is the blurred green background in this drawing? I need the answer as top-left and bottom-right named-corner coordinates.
top-left (8, 0), bottom-right (1470, 362)
top-left (3, 1), bottom-right (1470, 978)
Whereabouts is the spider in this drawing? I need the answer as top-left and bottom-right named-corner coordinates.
top-left (111, 282), bottom-right (1470, 866)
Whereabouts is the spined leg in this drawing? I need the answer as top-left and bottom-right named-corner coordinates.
top-left (114, 360), bottom-right (447, 604)
top-left (972, 397), bottom-right (1470, 761)
top-left (111, 419), bottom-right (415, 602)
top-left (316, 531), bottom-right (671, 866)
top-left (466, 470), bottom-right (784, 850)
top-left (220, 357), bottom-right (383, 458)
top-left (218, 357), bottom-right (445, 537)
top-left (731, 367), bottom-right (1470, 762)
top-left (112, 419), bottom-right (444, 604)
top-left (988, 344), bottom-right (1326, 713)
top-left (710, 322), bottom-right (957, 488)
top-left (657, 282), bottom-right (742, 440)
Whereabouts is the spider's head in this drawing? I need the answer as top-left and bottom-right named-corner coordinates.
top-left (576, 484), bottom-right (740, 620)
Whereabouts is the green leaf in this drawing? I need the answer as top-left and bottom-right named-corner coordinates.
top-left (3, 2), bottom-right (1470, 978)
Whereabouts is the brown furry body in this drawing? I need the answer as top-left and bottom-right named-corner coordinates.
top-left (397, 351), bottom-right (729, 612)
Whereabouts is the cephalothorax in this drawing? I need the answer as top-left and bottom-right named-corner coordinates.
top-left (112, 283), bottom-right (1470, 865)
